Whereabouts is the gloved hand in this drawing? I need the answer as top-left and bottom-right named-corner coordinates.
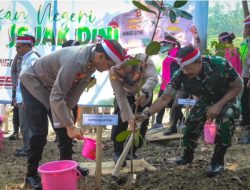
top-left (135, 107), bottom-right (150, 122)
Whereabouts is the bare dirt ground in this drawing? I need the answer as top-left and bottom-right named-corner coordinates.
top-left (0, 123), bottom-right (250, 190)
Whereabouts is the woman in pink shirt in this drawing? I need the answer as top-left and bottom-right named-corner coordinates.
top-left (153, 35), bottom-right (181, 129)
top-left (218, 32), bottom-right (242, 75)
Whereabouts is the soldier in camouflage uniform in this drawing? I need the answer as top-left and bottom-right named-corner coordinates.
top-left (136, 46), bottom-right (243, 177)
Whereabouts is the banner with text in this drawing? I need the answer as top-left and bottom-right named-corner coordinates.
top-left (0, 0), bottom-right (200, 106)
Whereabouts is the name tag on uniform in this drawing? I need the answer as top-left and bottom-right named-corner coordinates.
top-left (178, 98), bottom-right (196, 106)
top-left (83, 114), bottom-right (118, 126)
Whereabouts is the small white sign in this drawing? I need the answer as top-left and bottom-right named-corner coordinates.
top-left (83, 114), bottom-right (118, 126)
top-left (178, 98), bottom-right (196, 106)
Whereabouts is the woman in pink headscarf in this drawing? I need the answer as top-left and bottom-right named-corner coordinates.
top-left (152, 35), bottom-right (181, 129)
top-left (218, 32), bottom-right (242, 75)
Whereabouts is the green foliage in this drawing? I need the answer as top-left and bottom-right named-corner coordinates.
top-left (132, 0), bottom-right (191, 57)
top-left (206, 40), bottom-right (238, 57)
top-left (175, 9), bottom-right (192, 20)
top-left (146, 41), bottom-right (161, 55)
top-left (233, 37), bottom-right (244, 48)
top-left (169, 10), bottom-right (177, 23)
top-left (174, 0), bottom-right (188, 8)
top-left (116, 130), bottom-right (132, 142)
top-left (143, 38), bottom-right (172, 53)
top-left (132, 1), bottom-right (157, 15)
top-left (134, 131), bottom-right (140, 147)
top-left (208, 0), bottom-right (243, 38)
top-left (115, 129), bottom-right (143, 148)
top-left (145, 0), bottom-right (161, 11)
top-left (124, 59), bottom-right (141, 66)
top-left (207, 36), bottom-right (243, 50)
top-left (206, 36), bottom-right (244, 56)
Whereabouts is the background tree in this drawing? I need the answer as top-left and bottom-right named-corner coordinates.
top-left (242, 0), bottom-right (249, 18)
top-left (242, 0), bottom-right (249, 39)
top-left (208, 0), bottom-right (243, 38)
top-left (207, 0), bottom-right (244, 48)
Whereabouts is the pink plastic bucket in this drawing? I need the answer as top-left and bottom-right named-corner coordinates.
top-left (0, 129), bottom-right (4, 150)
top-left (82, 138), bottom-right (97, 160)
top-left (204, 121), bottom-right (217, 144)
top-left (38, 160), bottom-right (80, 190)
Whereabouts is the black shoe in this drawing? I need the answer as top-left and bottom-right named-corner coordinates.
top-left (9, 132), bottom-right (18, 140)
top-left (77, 166), bottom-right (89, 177)
top-left (206, 164), bottom-right (224, 177)
top-left (114, 153), bottom-right (126, 167)
top-left (14, 149), bottom-right (27, 157)
top-left (163, 128), bottom-right (177, 136)
top-left (175, 155), bottom-right (194, 165)
top-left (25, 175), bottom-right (42, 190)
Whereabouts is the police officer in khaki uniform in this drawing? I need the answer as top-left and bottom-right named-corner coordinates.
top-left (136, 46), bottom-right (243, 177)
top-left (109, 54), bottom-right (158, 165)
top-left (20, 38), bottom-right (125, 189)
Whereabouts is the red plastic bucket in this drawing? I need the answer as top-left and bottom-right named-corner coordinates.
top-left (82, 138), bottom-right (97, 160)
top-left (38, 160), bottom-right (80, 190)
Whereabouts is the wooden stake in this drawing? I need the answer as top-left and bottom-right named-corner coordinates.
top-left (112, 133), bottom-right (133, 178)
top-left (112, 122), bottom-right (142, 178)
